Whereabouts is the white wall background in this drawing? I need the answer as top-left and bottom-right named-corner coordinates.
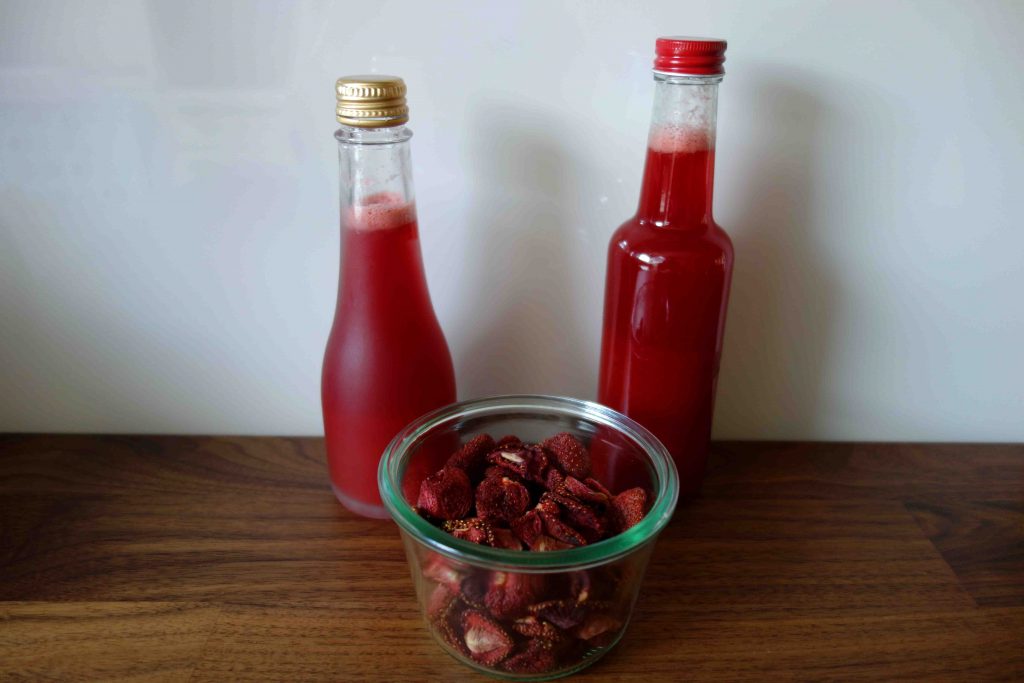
top-left (1, 0), bottom-right (1022, 440)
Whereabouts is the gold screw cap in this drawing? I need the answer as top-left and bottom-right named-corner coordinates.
top-left (335, 75), bottom-right (409, 127)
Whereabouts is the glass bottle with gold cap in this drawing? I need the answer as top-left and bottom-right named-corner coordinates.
top-left (322, 75), bottom-right (456, 518)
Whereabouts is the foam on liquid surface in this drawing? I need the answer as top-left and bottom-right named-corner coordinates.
top-left (347, 192), bottom-right (416, 231)
top-left (648, 125), bottom-right (713, 154)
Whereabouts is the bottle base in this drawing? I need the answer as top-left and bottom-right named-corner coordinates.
top-left (331, 483), bottom-right (391, 520)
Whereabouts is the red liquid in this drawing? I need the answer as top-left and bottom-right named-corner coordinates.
top-left (322, 194), bottom-right (456, 517)
top-left (598, 131), bottom-right (733, 496)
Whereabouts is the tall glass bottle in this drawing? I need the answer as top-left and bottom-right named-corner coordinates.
top-left (323, 75), bottom-right (456, 518)
top-left (598, 39), bottom-right (734, 497)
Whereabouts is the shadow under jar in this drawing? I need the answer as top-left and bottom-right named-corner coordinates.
top-left (379, 395), bottom-right (679, 680)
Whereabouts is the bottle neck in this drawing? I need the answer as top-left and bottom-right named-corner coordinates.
top-left (336, 124), bottom-right (416, 232)
top-left (637, 74), bottom-right (721, 227)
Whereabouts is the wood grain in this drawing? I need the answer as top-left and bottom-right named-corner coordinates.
top-left (0, 602), bottom-right (221, 682)
top-left (1, 436), bottom-right (1022, 681)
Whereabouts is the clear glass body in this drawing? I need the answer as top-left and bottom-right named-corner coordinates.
top-left (322, 124), bottom-right (456, 518)
top-left (379, 395), bottom-right (679, 680)
top-left (598, 73), bottom-right (734, 497)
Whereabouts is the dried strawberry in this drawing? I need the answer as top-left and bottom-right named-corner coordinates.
top-left (523, 445), bottom-right (552, 483)
top-left (529, 599), bottom-right (587, 630)
top-left (535, 493), bottom-right (561, 517)
top-left (490, 527), bottom-right (524, 551)
top-left (475, 475), bottom-right (531, 523)
top-left (541, 432), bottom-right (591, 478)
top-left (427, 583), bottom-right (458, 620)
top-left (436, 617), bottom-right (469, 657)
top-left (584, 477), bottom-right (613, 499)
top-left (529, 535), bottom-right (573, 552)
top-left (496, 434), bottom-right (523, 448)
top-left (461, 610), bottom-right (513, 666)
top-left (511, 615), bottom-right (563, 641)
top-left (417, 467), bottom-right (473, 520)
top-left (475, 475), bottom-right (532, 524)
top-left (486, 447), bottom-right (529, 476)
top-left (574, 612), bottom-right (622, 648)
top-left (549, 493), bottom-right (606, 542)
top-left (536, 497), bottom-right (585, 544)
top-left (568, 571), bottom-right (592, 603)
top-left (487, 445), bottom-right (549, 483)
top-left (423, 553), bottom-right (465, 592)
top-left (445, 433), bottom-right (495, 480)
top-left (484, 571), bottom-right (544, 620)
top-left (536, 516), bottom-right (585, 548)
top-left (443, 518), bottom-right (494, 546)
top-left (502, 638), bottom-right (558, 674)
top-left (482, 465), bottom-right (517, 481)
top-left (545, 467), bottom-right (565, 493)
top-left (511, 510), bottom-right (543, 547)
top-left (564, 476), bottom-right (611, 506)
top-left (611, 487), bottom-right (648, 533)
top-left (460, 572), bottom-right (489, 609)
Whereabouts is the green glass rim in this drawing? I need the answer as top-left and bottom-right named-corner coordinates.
top-left (378, 394), bottom-right (679, 572)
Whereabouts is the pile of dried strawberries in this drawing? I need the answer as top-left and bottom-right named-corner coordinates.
top-left (414, 432), bottom-right (650, 674)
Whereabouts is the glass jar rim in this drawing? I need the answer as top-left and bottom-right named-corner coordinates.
top-left (378, 394), bottom-right (679, 572)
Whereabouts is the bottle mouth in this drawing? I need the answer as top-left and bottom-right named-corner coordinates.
top-left (654, 36), bottom-right (727, 76)
top-left (377, 394), bottom-right (680, 572)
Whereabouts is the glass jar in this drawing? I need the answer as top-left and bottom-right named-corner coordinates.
top-left (379, 395), bottom-right (679, 680)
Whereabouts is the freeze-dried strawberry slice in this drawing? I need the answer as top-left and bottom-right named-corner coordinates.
top-left (487, 445), bottom-right (549, 483)
top-left (568, 570), bottom-right (592, 603)
top-left (482, 465), bottom-right (518, 481)
top-left (475, 475), bottom-right (531, 523)
top-left (443, 518), bottom-right (494, 546)
top-left (484, 571), bottom-right (545, 620)
top-left (539, 509), bottom-right (587, 547)
top-left (417, 467), bottom-right (473, 520)
top-left (549, 493), bottom-right (606, 543)
top-left (611, 487), bottom-right (648, 533)
top-left (427, 583), bottom-right (458, 620)
top-left (529, 599), bottom-right (587, 630)
top-left (445, 433), bottom-right (495, 480)
top-left (529, 535), bottom-right (573, 552)
top-left (584, 477), bottom-right (613, 499)
top-left (436, 617), bottom-right (469, 657)
top-left (490, 527), bottom-right (524, 551)
top-left (545, 467), bottom-right (565, 493)
top-left (461, 610), bottom-right (513, 666)
top-left (573, 610), bottom-right (618, 643)
top-left (541, 432), bottom-right (591, 478)
top-left (564, 476), bottom-right (611, 506)
top-left (523, 445), bottom-right (552, 482)
top-left (533, 494), bottom-right (587, 546)
top-left (511, 615), bottom-right (563, 641)
top-left (511, 510), bottom-right (543, 547)
top-left (502, 638), bottom-right (558, 674)
top-left (486, 447), bottom-right (530, 477)
top-left (423, 554), bottom-right (465, 592)
top-left (574, 612), bottom-right (622, 643)
top-left (460, 572), bottom-right (488, 610)
top-left (535, 493), bottom-right (561, 517)
top-left (496, 434), bottom-right (523, 448)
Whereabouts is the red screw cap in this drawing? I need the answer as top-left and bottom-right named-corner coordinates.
top-left (654, 36), bottom-right (727, 75)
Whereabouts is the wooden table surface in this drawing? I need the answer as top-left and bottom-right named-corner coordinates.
top-left (1, 436), bottom-right (1022, 681)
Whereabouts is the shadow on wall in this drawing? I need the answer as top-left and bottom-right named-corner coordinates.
top-left (457, 103), bottom-right (594, 400)
top-left (714, 73), bottom-right (843, 439)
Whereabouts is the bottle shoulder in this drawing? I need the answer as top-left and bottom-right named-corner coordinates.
top-left (609, 216), bottom-right (733, 262)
